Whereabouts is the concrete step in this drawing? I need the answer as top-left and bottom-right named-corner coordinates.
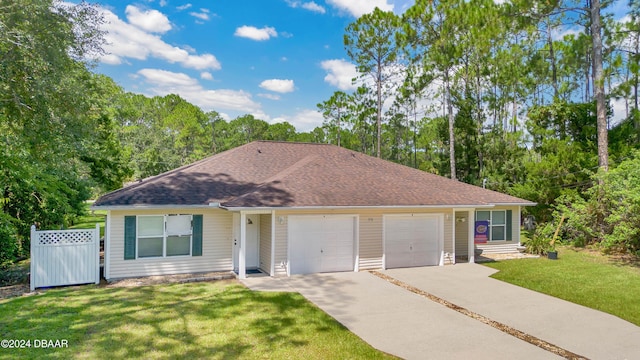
top-left (475, 243), bottom-right (521, 254)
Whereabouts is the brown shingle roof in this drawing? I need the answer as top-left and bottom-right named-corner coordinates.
top-left (94, 141), bottom-right (534, 208)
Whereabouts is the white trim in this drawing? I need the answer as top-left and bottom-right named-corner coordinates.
top-left (517, 205), bottom-right (522, 245)
top-left (270, 210), bottom-right (276, 277)
top-left (92, 205), bottom-right (215, 210)
top-left (105, 211), bottom-right (111, 280)
top-left (451, 209), bottom-right (456, 264)
top-left (94, 203), bottom-right (534, 211)
top-left (135, 214), bottom-right (193, 259)
top-left (382, 215), bottom-right (387, 270)
top-left (232, 213), bottom-right (240, 271)
top-left (382, 213), bottom-right (445, 269)
top-left (468, 209), bottom-right (475, 263)
top-left (354, 216), bottom-right (360, 272)
top-left (222, 204), bottom-right (498, 211)
top-left (239, 212), bottom-right (247, 279)
top-left (476, 209), bottom-right (508, 242)
top-left (491, 202), bottom-right (537, 207)
top-left (95, 223), bottom-right (101, 284)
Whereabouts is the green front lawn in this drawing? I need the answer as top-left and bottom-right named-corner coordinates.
top-left (69, 203), bottom-right (106, 238)
top-left (0, 281), bottom-right (394, 359)
top-left (483, 247), bottom-right (640, 326)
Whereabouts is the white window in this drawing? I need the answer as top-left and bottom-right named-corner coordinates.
top-left (476, 210), bottom-right (507, 241)
top-left (137, 215), bottom-right (192, 258)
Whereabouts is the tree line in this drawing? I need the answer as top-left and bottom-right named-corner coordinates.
top-left (1, 0), bottom-right (639, 265)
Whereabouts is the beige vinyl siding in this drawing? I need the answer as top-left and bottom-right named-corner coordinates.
top-left (259, 214), bottom-right (272, 275)
top-left (272, 208), bottom-right (455, 276)
top-left (273, 213), bottom-right (288, 276)
top-left (455, 212), bottom-right (469, 256)
top-left (107, 208), bottom-right (233, 279)
top-left (358, 213), bottom-right (383, 270)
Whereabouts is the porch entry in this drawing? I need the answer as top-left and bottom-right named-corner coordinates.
top-left (233, 214), bottom-right (260, 273)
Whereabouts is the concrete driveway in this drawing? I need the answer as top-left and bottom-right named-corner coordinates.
top-left (384, 264), bottom-right (640, 360)
top-left (242, 264), bottom-right (640, 360)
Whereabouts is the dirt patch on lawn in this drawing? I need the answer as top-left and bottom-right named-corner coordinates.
top-left (476, 253), bottom-right (540, 262)
top-left (0, 284), bottom-right (32, 300)
top-left (0, 270), bottom-right (237, 300)
top-left (105, 271), bottom-right (237, 288)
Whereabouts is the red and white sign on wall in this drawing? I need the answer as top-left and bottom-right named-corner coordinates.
top-left (474, 221), bottom-right (489, 244)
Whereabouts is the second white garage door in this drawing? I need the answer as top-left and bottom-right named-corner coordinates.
top-left (289, 215), bottom-right (356, 275)
top-left (384, 214), bottom-right (443, 269)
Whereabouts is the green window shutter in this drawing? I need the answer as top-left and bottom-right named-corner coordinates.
top-left (124, 216), bottom-right (136, 260)
top-left (506, 210), bottom-right (513, 241)
top-left (192, 215), bottom-right (203, 256)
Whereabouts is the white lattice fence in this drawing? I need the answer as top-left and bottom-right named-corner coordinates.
top-left (30, 224), bottom-right (100, 291)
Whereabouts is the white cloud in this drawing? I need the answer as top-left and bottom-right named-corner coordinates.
top-left (320, 59), bottom-right (358, 90)
top-left (177, 3), bottom-right (192, 11)
top-left (326, 0), bottom-right (393, 17)
top-left (610, 95), bottom-right (627, 127)
top-left (190, 10), bottom-right (210, 21)
top-left (97, 7), bottom-right (221, 70)
top-left (302, 1), bottom-right (326, 13)
top-left (259, 79), bottom-right (295, 93)
top-left (234, 26), bottom-right (278, 41)
top-left (258, 93), bottom-right (281, 100)
top-left (275, 109), bottom-right (325, 132)
top-left (137, 68), bottom-right (261, 113)
top-left (552, 26), bottom-right (581, 41)
top-left (286, 0), bottom-right (326, 14)
top-left (125, 5), bottom-right (172, 33)
top-left (200, 72), bottom-right (213, 80)
top-left (159, 0), bottom-right (167, 7)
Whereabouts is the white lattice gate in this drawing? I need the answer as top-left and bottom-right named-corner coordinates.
top-left (30, 224), bottom-right (100, 291)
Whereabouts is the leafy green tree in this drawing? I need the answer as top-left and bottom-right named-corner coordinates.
top-left (265, 122), bottom-right (297, 141)
top-left (0, 0), bottom-right (114, 262)
top-left (556, 152), bottom-right (640, 254)
top-left (318, 91), bottom-right (350, 147)
top-left (344, 8), bottom-right (402, 158)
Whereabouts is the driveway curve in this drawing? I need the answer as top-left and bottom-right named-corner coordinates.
top-left (244, 270), bottom-right (559, 359)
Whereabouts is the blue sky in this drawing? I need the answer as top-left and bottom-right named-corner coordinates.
top-left (81, 0), bottom-right (413, 131)
top-left (81, 0), bottom-right (629, 132)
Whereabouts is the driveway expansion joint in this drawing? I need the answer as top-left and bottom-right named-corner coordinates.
top-left (370, 270), bottom-right (588, 360)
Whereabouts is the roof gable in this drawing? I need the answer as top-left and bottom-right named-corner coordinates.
top-left (94, 141), bottom-right (534, 208)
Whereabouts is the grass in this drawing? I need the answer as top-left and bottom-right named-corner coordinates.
top-left (483, 247), bottom-right (640, 326)
top-left (69, 203), bottom-right (106, 238)
top-left (0, 281), bottom-right (395, 360)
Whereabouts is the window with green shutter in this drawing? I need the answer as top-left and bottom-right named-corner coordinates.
top-left (125, 214), bottom-right (203, 259)
top-left (124, 216), bottom-right (136, 260)
top-left (475, 210), bottom-right (513, 241)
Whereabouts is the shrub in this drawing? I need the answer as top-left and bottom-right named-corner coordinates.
top-left (555, 152), bottom-right (640, 254)
top-left (525, 222), bottom-right (556, 255)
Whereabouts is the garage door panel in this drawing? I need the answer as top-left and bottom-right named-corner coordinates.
top-left (385, 215), bottom-right (442, 269)
top-left (289, 216), bottom-right (355, 275)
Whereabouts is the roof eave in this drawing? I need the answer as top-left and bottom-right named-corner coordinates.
top-left (219, 204), bottom-right (498, 211)
top-left (490, 202), bottom-right (538, 207)
top-left (90, 204), bottom-right (218, 211)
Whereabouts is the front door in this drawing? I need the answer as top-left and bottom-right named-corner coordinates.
top-left (234, 214), bottom-right (260, 271)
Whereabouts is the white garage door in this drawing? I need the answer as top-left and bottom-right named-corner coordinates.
top-left (385, 214), bottom-right (442, 269)
top-left (289, 215), bottom-right (355, 275)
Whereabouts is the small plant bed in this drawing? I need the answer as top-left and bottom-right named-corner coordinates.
top-left (483, 247), bottom-right (640, 326)
top-left (0, 259), bottom-right (30, 288)
top-left (0, 280), bottom-right (396, 359)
